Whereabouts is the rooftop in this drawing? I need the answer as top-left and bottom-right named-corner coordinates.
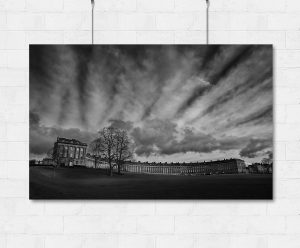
top-left (55, 137), bottom-right (87, 146)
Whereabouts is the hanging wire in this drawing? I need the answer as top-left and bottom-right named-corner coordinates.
top-left (205, 0), bottom-right (210, 45)
top-left (91, 0), bottom-right (95, 44)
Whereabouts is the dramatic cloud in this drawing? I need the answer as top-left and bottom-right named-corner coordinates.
top-left (239, 138), bottom-right (272, 159)
top-left (30, 45), bottom-right (273, 163)
top-left (30, 111), bottom-right (95, 157)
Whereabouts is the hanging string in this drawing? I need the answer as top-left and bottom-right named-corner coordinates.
top-left (206, 0), bottom-right (210, 45)
top-left (91, 0), bottom-right (95, 44)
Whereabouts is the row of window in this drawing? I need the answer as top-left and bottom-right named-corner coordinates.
top-left (58, 145), bottom-right (85, 159)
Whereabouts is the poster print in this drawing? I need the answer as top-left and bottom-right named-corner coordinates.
top-left (30, 45), bottom-right (273, 199)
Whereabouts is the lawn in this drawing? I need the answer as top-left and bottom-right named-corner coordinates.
top-left (30, 166), bottom-right (272, 199)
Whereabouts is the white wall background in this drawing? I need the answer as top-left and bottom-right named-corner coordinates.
top-left (0, 0), bottom-right (300, 247)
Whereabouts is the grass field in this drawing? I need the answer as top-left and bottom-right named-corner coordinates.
top-left (30, 166), bottom-right (272, 199)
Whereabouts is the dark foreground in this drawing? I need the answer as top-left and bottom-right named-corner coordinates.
top-left (30, 166), bottom-right (272, 199)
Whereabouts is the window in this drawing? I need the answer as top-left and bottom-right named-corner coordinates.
top-left (59, 145), bottom-right (64, 157)
top-left (69, 147), bottom-right (74, 158)
top-left (80, 147), bottom-right (84, 158)
top-left (75, 147), bottom-right (79, 159)
top-left (64, 146), bottom-right (68, 157)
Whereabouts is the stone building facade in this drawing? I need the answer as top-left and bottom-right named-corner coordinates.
top-left (50, 137), bottom-right (247, 175)
top-left (122, 159), bottom-right (246, 175)
top-left (53, 137), bottom-right (87, 167)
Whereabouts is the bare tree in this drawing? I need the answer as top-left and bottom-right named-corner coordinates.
top-left (115, 129), bottom-right (133, 174)
top-left (261, 157), bottom-right (272, 165)
top-left (90, 127), bottom-right (133, 176)
top-left (46, 147), bottom-right (54, 159)
top-left (90, 127), bottom-right (117, 176)
top-left (89, 137), bottom-right (103, 168)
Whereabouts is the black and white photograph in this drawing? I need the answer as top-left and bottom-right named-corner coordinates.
top-left (29, 45), bottom-right (273, 199)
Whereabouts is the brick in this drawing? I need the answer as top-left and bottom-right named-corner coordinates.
top-left (156, 234), bottom-right (196, 248)
top-left (26, 31), bottom-right (64, 44)
top-left (0, 198), bottom-right (44, 216)
top-left (156, 13), bottom-right (205, 30)
top-left (276, 161), bottom-right (300, 179)
top-left (286, 31), bottom-right (300, 49)
top-left (0, 179), bottom-right (27, 197)
top-left (286, 0), bottom-right (300, 12)
top-left (174, 31), bottom-right (206, 44)
top-left (63, 31), bottom-right (90, 44)
top-left (118, 234), bottom-right (155, 248)
top-left (277, 179), bottom-right (300, 198)
top-left (286, 142), bottom-right (300, 160)
top-left (175, 0), bottom-right (206, 11)
top-left (0, 68), bottom-right (27, 84)
top-left (267, 235), bottom-right (300, 248)
top-left (0, 236), bottom-right (6, 248)
top-left (209, 0), bottom-right (248, 11)
top-left (276, 105), bottom-right (286, 123)
top-left (6, 123), bottom-right (28, 142)
top-left (155, 201), bottom-right (195, 215)
top-left (63, 0), bottom-right (91, 11)
top-left (210, 31), bottom-right (285, 48)
top-left (286, 105), bottom-right (300, 123)
top-left (45, 13), bottom-right (90, 30)
top-left (83, 202), bottom-right (126, 215)
top-left (45, 235), bottom-right (84, 248)
top-left (98, 0), bottom-right (137, 11)
top-left (275, 87), bottom-right (300, 105)
top-left (84, 234), bottom-right (118, 248)
top-left (0, 105), bottom-right (28, 123)
top-left (195, 234), bottom-right (230, 247)
top-left (6, 142), bottom-right (27, 161)
top-left (26, 216), bottom-right (63, 234)
top-left (124, 202), bottom-right (155, 215)
top-left (6, 234), bottom-right (44, 248)
top-left (0, 87), bottom-right (27, 106)
top-left (94, 31), bottom-right (137, 44)
top-left (137, 31), bottom-right (174, 44)
top-left (287, 216), bottom-right (300, 233)
top-left (0, 31), bottom-right (26, 49)
top-left (276, 123), bottom-right (300, 141)
top-left (247, 0), bottom-right (285, 12)
top-left (26, 0), bottom-right (63, 11)
top-left (4, 161), bottom-right (28, 179)
top-left (276, 50), bottom-right (300, 68)
top-left (229, 235), bottom-right (268, 248)
top-left (210, 13), bottom-right (268, 31)
top-left (0, 13), bottom-right (6, 29)
top-left (137, 0), bottom-right (174, 12)
top-left (7, 13), bottom-right (45, 30)
top-left (117, 13), bottom-right (156, 30)
top-left (45, 202), bottom-right (83, 215)
top-left (0, 0), bottom-right (26, 11)
top-left (136, 216), bottom-right (174, 234)
top-left (192, 202), bottom-right (267, 216)
top-left (64, 216), bottom-right (136, 234)
top-left (175, 216), bottom-right (247, 234)
top-left (246, 216), bottom-right (285, 234)
top-left (267, 199), bottom-right (300, 215)
top-left (277, 68), bottom-right (300, 88)
top-left (6, 50), bottom-right (28, 69)
top-left (268, 13), bottom-right (300, 30)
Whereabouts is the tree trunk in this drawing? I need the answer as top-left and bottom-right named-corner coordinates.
top-left (109, 161), bottom-right (113, 176)
top-left (117, 162), bottom-right (121, 174)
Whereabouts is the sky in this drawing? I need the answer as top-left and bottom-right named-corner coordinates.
top-left (30, 45), bottom-right (273, 164)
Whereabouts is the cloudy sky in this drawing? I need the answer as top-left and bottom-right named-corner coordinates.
top-left (30, 45), bottom-right (273, 163)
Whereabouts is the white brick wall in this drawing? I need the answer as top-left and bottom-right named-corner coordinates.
top-left (0, 0), bottom-right (299, 247)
